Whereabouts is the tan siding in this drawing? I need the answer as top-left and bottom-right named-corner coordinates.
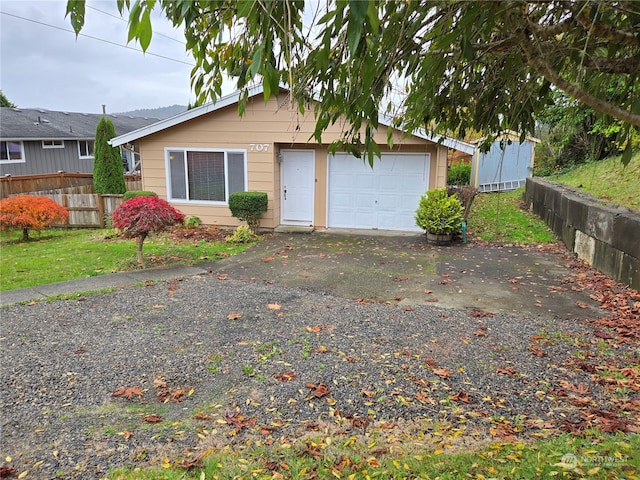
top-left (136, 93), bottom-right (453, 228)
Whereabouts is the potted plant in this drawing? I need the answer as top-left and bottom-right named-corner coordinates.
top-left (415, 188), bottom-right (464, 245)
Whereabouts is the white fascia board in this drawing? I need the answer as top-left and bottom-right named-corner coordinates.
top-left (109, 85), bottom-right (264, 147)
top-left (376, 113), bottom-right (476, 155)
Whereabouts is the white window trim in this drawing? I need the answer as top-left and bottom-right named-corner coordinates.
top-left (42, 139), bottom-right (65, 149)
top-left (78, 140), bottom-right (94, 159)
top-left (164, 147), bottom-right (248, 205)
top-left (0, 140), bottom-right (26, 164)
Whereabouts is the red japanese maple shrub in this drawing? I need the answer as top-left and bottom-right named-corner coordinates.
top-left (0, 195), bottom-right (69, 241)
top-left (112, 196), bottom-right (185, 266)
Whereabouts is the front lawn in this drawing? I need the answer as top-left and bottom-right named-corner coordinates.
top-left (467, 187), bottom-right (557, 244)
top-left (0, 227), bottom-right (255, 291)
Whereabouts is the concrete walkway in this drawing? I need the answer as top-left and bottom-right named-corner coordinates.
top-left (0, 264), bottom-right (210, 307)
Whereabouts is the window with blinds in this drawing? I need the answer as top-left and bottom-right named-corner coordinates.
top-left (167, 149), bottom-right (246, 202)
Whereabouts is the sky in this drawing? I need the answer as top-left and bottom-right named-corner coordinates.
top-left (0, 0), bottom-right (231, 114)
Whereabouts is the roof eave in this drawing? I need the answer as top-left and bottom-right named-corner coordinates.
top-left (109, 85), bottom-right (476, 155)
top-left (110, 86), bottom-right (264, 147)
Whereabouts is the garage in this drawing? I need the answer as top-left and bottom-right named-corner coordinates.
top-left (328, 152), bottom-right (430, 231)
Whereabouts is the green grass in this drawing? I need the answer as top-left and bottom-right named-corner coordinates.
top-left (467, 188), bottom-right (556, 244)
top-left (549, 151), bottom-right (640, 211)
top-left (108, 431), bottom-right (639, 479)
top-left (0, 228), bottom-right (254, 291)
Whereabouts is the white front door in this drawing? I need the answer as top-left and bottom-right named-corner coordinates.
top-left (280, 149), bottom-right (315, 226)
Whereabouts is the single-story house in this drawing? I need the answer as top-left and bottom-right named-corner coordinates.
top-left (110, 86), bottom-right (475, 232)
top-left (0, 107), bottom-right (159, 176)
top-left (470, 131), bottom-right (540, 192)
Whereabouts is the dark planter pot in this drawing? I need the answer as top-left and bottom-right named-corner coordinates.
top-left (426, 232), bottom-right (453, 245)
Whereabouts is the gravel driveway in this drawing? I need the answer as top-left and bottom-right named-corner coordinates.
top-left (1, 235), bottom-right (638, 479)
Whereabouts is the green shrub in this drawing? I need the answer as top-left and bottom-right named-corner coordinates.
top-left (94, 117), bottom-right (126, 194)
top-left (415, 188), bottom-right (464, 235)
top-left (447, 163), bottom-right (471, 185)
top-left (123, 191), bottom-right (158, 202)
top-left (183, 216), bottom-right (202, 228)
top-left (225, 225), bottom-right (256, 243)
top-left (228, 191), bottom-right (268, 232)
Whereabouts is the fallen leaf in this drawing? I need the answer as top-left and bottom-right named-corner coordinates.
top-left (267, 303), bottom-right (281, 310)
top-left (262, 256), bottom-right (275, 262)
top-left (153, 378), bottom-right (167, 388)
top-left (225, 411), bottom-right (257, 432)
top-left (143, 414), bottom-right (163, 423)
top-left (193, 412), bottom-right (212, 420)
top-left (415, 391), bottom-right (433, 403)
top-left (274, 371), bottom-right (297, 382)
top-left (112, 386), bottom-right (143, 400)
top-left (216, 273), bottom-right (229, 280)
top-left (73, 348), bottom-right (87, 354)
top-left (306, 324), bottom-right (331, 333)
top-left (529, 346), bottom-right (546, 357)
top-left (227, 313), bottom-right (242, 320)
top-left (171, 388), bottom-right (186, 403)
top-left (308, 383), bottom-right (330, 398)
top-left (496, 366), bottom-right (518, 376)
top-left (0, 467), bottom-right (17, 478)
top-left (451, 390), bottom-right (470, 403)
top-left (122, 430), bottom-right (134, 439)
top-left (432, 368), bottom-right (452, 379)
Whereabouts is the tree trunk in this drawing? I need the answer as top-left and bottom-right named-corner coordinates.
top-left (137, 233), bottom-right (147, 267)
top-left (22, 228), bottom-right (29, 241)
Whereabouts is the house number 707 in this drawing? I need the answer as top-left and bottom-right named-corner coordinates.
top-left (250, 143), bottom-right (270, 152)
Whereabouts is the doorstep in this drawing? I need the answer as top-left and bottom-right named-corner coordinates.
top-left (273, 225), bottom-right (315, 234)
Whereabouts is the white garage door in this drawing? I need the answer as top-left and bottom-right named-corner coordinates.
top-left (328, 152), bottom-right (430, 231)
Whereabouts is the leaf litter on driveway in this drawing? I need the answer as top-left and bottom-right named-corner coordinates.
top-left (0, 237), bottom-right (638, 478)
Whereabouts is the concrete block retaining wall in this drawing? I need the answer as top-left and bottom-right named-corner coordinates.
top-left (524, 177), bottom-right (640, 291)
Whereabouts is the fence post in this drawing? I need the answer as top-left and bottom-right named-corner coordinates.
top-left (6, 175), bottom-right (12, 195)
top-left (61, 195), bottom-right (70, 226)
top-left (97, 194), bottom-right (105, 228)
top-left (58, 170), bottom-right (66, 190)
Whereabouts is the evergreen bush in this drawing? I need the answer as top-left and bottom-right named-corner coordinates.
top-left (123, 190), bottom-right (158, 202)
top-left (228, 191), bottom-right (268, 232)
top-left (415, 188), bottom-right (464, 235)
top-left (447, 163), bottom-right (471, 185)
top-left (94, 117), bottom-right (126, 194)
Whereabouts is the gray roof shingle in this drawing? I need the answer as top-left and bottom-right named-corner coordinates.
top-left (0, 107), bottom-right (159, 140)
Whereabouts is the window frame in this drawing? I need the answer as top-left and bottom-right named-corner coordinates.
top-left (164, 147), bottom-right (248, 205)
top-left (0, 140), bottom-right (26, 164)
top-left (42, 139), bottom-right (65, 149)
top-left (78, 140), bottom-right (94, 159)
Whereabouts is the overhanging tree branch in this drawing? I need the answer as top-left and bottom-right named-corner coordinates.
top-left (514, 20), bottom-right (640, 126)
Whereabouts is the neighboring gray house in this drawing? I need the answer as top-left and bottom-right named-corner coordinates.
top-left (0, 108), bottom-right (158, 176)
top-left (470, 131), bottom-right (540, 192)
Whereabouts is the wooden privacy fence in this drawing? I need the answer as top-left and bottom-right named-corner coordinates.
top-left (30, 193), bottom-right (124, 228)
top-left (0, 172), bottom-right (142, 198)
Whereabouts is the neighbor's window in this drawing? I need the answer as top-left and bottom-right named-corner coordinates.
top-left (167, 149), bottom-right (246, 202)
top-left (78, 140), bottom-right (94, 158)
top-left (0, 141), bottom-right (25, 163)
top-left (42, 139), bottom-right (64, 149)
